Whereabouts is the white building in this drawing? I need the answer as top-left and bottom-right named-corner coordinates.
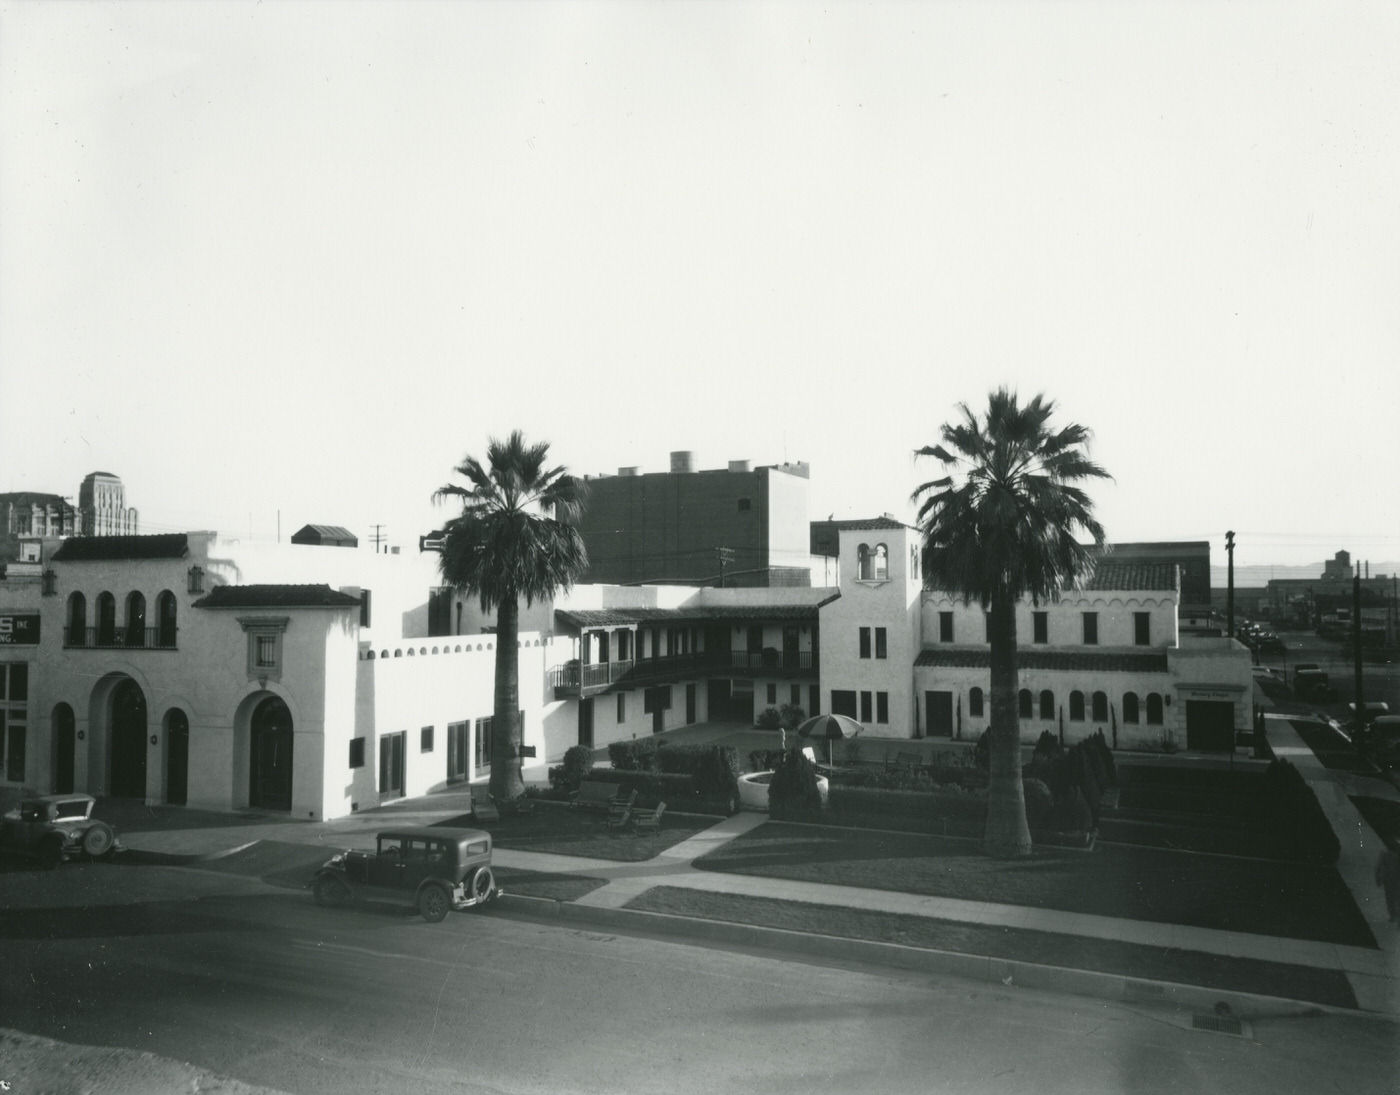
top-left (0, 516), bottom-right (1251, 818)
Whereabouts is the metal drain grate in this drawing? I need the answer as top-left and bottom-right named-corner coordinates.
top-left (1192, 1012), bottom-right (1249, 1037)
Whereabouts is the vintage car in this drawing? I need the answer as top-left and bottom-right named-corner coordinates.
top-left (0, 793), bottom-right (121, 868)
top-left (310, 826), bottom-right (500, 922)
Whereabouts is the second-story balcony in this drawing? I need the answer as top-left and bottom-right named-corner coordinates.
top-left (549, 648), bottom-right (817, 698)
top-left (65, 626), bottom-right (178, 651)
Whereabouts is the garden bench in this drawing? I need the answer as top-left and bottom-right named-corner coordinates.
top-left (606, 805), bottom-right (634, 830)
top-left (571, 780), bottom-right (624, 812)
top-left (608, 788), bottom-right (638, 818)
top-left (632, 802), bottom-right (666, 833)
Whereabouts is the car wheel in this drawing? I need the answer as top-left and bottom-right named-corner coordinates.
top-left (313, 875), bottom-right (352, 908)
top-left (418, 885), bottom-right (450, 923)
top-left (468, 866), bottom-right (496, 906)
top-left (38, 835), bottom-right (64, 870)
top-left (81, 823), bottom-right (115, 859)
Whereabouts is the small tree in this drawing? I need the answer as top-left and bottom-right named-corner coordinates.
top-left (768, 748), bottom-right (823, 820)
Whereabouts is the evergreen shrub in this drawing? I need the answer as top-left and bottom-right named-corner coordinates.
top-left (768, 748), bottom-right (823, 820)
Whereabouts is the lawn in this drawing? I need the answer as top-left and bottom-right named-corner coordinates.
top-left (435, 802), bottom-right (714, 862)
top-left (691, 822), bottom-right (1377, 948)
top-left (625, 886), bottom-right (1360, 1010)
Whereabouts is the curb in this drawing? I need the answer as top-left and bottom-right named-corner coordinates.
top-left (487, 893), bottom-right (1392, 1023)
top-left (116, 840), bottom-right (261, 867)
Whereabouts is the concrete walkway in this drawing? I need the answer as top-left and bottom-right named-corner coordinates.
top-left (104, 720), bottom-right (1400, 1020)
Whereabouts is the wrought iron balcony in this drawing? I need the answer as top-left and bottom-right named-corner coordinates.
top-left (549, 648), bottom-right (815, 698)
top-left (64, 626), bottom-right (178, 650)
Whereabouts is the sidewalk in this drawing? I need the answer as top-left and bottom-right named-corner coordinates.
top-left (106, 726), bottom-right (1400, 1022)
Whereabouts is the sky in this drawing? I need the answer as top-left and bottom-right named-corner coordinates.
top-left (2, 1), bottom-right (1397, 575)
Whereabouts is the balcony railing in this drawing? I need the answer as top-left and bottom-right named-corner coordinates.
top-left (549, 648), bottom-right (816, 697)
top-left (65, 626), bottom-right (178, 650)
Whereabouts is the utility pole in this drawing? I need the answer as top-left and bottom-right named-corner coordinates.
top-left (717, 547), bottom-right (734, 588)
top-left (1354, 571), bottom-right (1365, 732)
top-left (1226, 530), bottom-right (1235, 639)
top-left (370, 525), bottom-right (387, 554)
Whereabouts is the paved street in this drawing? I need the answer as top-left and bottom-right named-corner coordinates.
top-left (2, 856), bottom-right (1397, 1095)
top-left (1252, 629), bottom-right (1400, 718)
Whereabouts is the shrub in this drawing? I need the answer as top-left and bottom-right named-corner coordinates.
top-left (1022, 777), bottom-right (1054, 831)
top-left (1083, 739), bottom-right (1108, 792)
top-left (972, 729), bottom-right (991, 772)
top-left (748, 749), bottom-right (785, 773)
top-left (552, 745), bottom-right (594, 792)
top-left (1092, 730), bottom-right (1117, 783)
top-left (1052, 787), bottom-right (1093, 833)
top-left (842, 738), bottom-right (863, 766)
top-left (768, 748), bottom-right (823, 820)
top-left (756, 706), bottom-right (783, 730)
top-left (608, 739), bottom-right (659, 772)
top-left (779, 704), bottom-right (806, 730)
top-left (1032, 731), bottom-right (1062, 765)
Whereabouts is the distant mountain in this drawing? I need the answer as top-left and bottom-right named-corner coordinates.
top-left (1211, 562), bottom-right (1400, 589)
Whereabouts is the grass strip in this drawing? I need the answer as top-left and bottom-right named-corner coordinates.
top-left (492, 865), bottom-right (609, 901)
top-left (1350, 796), bottom-right (1400, 847)
top-left (625, 886), bottom-right (1359, 1010)
top-left (693, 822), bottom-right (1377, 948)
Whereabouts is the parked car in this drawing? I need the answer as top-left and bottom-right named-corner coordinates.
top-left (1256, 635), bottom-right (1285, 654)
top-left (0, 793), bottom-right (121, 868)
top-left (310, 826), bottom-right (500, 922)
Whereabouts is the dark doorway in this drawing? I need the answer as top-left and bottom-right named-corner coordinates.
top-left (157, 591), bottom-right (178, 647)
top-left (578, 697), bottom-right (595, 747)
top-left (378, 730), bottom-right (405, 800)
top-left (110, 679), bottom-right (148, 797)
top-left (685, 683), bottom-right (697, 725)
top-left (925, 691), bottom-right (954, 737)
top-left (783, 626), bottom-right (799, 669)
top-left (652, 699), bottom-right (665, 734)
top-left (53, 703), bottom-right (76, 794)
top-left (1186, 700), bottom-right (1234, 752)
top-left (250, 696), bottom-right (294, 810)
top-left (167, 709), bottom-right (189, 805)
top-left (447, 721), bottom-right (468, 783)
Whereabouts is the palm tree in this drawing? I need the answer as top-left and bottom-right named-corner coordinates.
top-left (433, 431), bottom-right (588, 803)
top-left (912, 389), bottom-right (1110, 857)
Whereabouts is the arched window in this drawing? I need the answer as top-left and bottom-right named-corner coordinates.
top-left (1070, 691), bottom-right (1085, 721)
top-left (125, 591), bottom-right (146, 647)
top-left (1092, 691), bottom-right (1108, 722)
top-left (968, 687), bottom-right (984, 718)
top-left (872, 543), bottom-right (888, 580)
top-left (96, 592), bottom-right (116, 646)
top-left (1123, 692), bottom-right (1140, 724)
top-left (1039, 690), bottom-right (1054, 720)
top-left (857, 544), bottom-right (872, 580)
top-left (1146, 693), bottom-right (1164, 725)
top-left (1018, 689), bottom-right (1033, 719)
top-left (157, 591), bottom-right (177, 648)
top-left (66, 592), bottom-right (87, 647)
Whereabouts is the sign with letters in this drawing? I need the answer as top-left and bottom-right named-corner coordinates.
top-left (0, 614), bottom-right (40, 645)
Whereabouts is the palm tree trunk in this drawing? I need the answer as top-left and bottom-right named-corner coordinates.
top-left (984, 596), bottom-right (1032, 857)
top-left (490, 596), bottom-right (524, 801)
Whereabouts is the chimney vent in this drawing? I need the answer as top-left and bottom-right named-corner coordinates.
top-left (728, 459), bottom-right (752, 473)
top-left (670, 451), bottom-right (695, 473)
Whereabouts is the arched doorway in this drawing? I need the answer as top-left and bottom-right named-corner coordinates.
top-left (166, 709), bottom-right (189, 805)
top-left (52, 703), bottom-right (76, 794)
top-left (157, 591), bottom-right (178, 648)
top-left (249, 696), bottom-right (293, 810)
top-left (110, 679), bottom-right (148, 797)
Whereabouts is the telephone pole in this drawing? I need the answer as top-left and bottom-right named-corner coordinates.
top-left (370, 525), bottom-right (387, 554)
top-left (717, 547), bottom-right (734, 588)
top-left (1225, 530), bottom-right (1235, 639)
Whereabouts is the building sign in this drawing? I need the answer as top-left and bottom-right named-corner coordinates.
top-left (0, 613), bottom-right (40, 645)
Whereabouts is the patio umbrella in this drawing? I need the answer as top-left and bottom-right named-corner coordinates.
top-left (795, 713), bottom-right (864, 765)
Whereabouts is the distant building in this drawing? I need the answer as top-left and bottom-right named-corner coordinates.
top-left (291, 525), bottom-right (359, 548)
top-left (1102, 541), bottom-right (1212, 614)
top-left (1322, 550), bottom-right (1353, 581)
top-left (0, 492), bottom-right (79, 565)
top-left (570, 452), bottom-right (813, 588)
top-left (79, 472), bottom-right (138, 537)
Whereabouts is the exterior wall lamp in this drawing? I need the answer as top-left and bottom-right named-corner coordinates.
top-left (150, 735), bottom-right (159, 746)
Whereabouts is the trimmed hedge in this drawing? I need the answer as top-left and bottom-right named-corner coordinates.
top-left (577, 768), bottom-right (736, 816)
